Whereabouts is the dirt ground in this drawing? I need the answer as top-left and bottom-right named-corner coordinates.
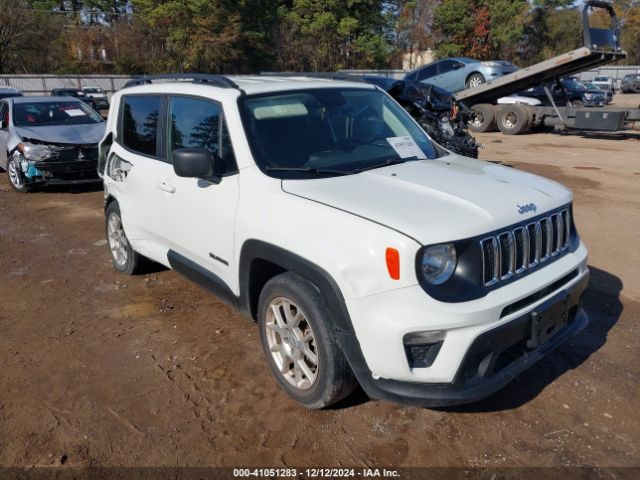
top-left (0, 94), bottom-right (639, 472)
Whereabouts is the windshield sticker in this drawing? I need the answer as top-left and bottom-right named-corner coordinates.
top-left (252, 102), bottom-right (308, 120)
top-left (386, 136), bottom-right (427, 159)
top-left (64, 109), bottom-right (87, 117)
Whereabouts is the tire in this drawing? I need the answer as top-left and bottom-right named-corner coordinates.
top-left (258, 272), bottom-right (357, 409)
top-left (469, 104), bottom-right (496, 133)
top-left (6, 156), bottom-right (31, 193)
top-left (105, 201), bottom-right (144, 275)
top-left (466, 73), bottom-right (485, 89)
top-left (497, 104), bottom-right (531, 135)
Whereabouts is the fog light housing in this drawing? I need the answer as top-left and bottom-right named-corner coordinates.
top-left (403, 330), bottom-right (446, 368)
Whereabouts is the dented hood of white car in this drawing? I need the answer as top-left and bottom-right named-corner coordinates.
top-left (282, 154), bottom-right (573, 245)
top-left (15, 123), bottom-right (106, 146)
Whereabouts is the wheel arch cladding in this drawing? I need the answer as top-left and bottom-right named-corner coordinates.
top-left (238, 240), bottom-right (355, 336)
top-left (237, 240), bottom-right (376, 390)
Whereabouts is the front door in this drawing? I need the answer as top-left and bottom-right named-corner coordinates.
top-left (155, 95), bottom-right (240, 292)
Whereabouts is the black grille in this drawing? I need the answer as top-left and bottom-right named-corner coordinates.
top-left (481, 208), bottom-right (571, 286)
top-left (52, 145), bottom-right (99, 162)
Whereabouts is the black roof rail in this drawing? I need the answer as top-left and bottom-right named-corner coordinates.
top-left (124, 73), bottom-right (241, 89)
top-left (259, 72), bottom-right (368, 83)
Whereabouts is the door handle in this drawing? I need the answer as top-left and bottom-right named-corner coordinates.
top-left (158, 181), bottom-right (176, 194)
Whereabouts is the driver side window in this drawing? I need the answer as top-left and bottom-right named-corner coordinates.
top-left (168, 96), bottom-right (237, 175)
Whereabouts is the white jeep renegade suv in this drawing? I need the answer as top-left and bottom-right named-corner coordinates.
top-left (98, 74), bottom-right (589, 409)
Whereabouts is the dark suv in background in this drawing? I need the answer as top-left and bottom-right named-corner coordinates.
top-left (520, 79), bottom-right (606, 107)
top-left (50, 88), bottom-right (97, 110)
top-left (621, 74), bottom-right (640, 94)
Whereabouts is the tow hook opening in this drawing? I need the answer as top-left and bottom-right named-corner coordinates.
top-left (404, 330), bottom-right (446, 369)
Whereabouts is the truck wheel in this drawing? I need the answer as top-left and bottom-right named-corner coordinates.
top-left (469, 104), bottom-right (496, 133)
top-left (497, 104), bottom-right (531, 135)
top-left (258, 272), bottom-right (357, 409)
top-left (105, 201), bottom-right (144, 275)
top-left (466, 73), bottom-right (485, 89)
top-left (6, 156), bottom-right (31, 193)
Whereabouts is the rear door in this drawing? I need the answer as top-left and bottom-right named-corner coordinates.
top-left (108, 94), bottom-right (166, 256)
top-left (435, 59), bottom-right (466, 92)
top-left (155, 95), bottom-right (240, 291)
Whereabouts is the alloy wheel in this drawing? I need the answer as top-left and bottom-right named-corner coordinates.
top-left (107, 212), bottom-right (128, 267)
top-left (8, 159), bottom-right (23, 189)
top-left (264, 297), bottom-right (318, 390)
top-left (469, 76), bottom-right (484, 88)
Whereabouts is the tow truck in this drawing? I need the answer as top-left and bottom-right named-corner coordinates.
top-left (457, 1), bottom-right (640, 135)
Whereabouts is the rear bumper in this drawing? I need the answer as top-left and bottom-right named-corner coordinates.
top-left (344, 272), bottom-right (589, 407)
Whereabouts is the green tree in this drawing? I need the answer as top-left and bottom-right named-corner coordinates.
top-left (433, 0), bottom-right (530, 62)
top-left (276, 0), bottom-right (394, 71)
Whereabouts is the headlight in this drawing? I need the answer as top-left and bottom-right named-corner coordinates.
top-left (481, 61), bottom-right (500, 67)
top-left (420, 243), bottom-right (457, 285)
top-left (18, 143), bottom-right (54, 162)
top-left (584, 93), bottom-right (593, 100)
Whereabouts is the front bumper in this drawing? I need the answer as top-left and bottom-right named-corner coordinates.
top-left (584, 98), bottom-right (606, 107)
top-left (342, 243), bottom-right (589, 407)
top-left (34, 159), bottom-right (100, 184)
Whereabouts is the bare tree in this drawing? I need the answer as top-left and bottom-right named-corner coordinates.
top-left (0, 0), bottom-right (35, 72)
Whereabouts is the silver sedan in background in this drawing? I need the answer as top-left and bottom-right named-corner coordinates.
top-left (0, 96), bottom-right (105, 192)
top-left (404, 57), bottom-right (518, 93)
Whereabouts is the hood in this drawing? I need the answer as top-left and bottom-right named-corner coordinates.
top-left (15, 123), bottom-right (106, 145)
top-left (282, 155), bottom-right (572, 245)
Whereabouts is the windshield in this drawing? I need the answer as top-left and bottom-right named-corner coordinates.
top-left (239, 88), bottom-right (439, 178)
top-left (84, 87), bottom-right (102, 93)
top-left (13, 101), bottom-right (104, 127)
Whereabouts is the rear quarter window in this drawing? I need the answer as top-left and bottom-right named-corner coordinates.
top-left (120, 95), bottom-right (162, 157)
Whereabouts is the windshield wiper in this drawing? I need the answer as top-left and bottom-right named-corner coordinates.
top-left (264, 166), bottom-right (350, 176)
top-left (353, 156), bottom-right (420, 173)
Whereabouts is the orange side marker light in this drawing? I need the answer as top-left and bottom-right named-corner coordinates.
top-left (386, 248), bottom-right (400, 280)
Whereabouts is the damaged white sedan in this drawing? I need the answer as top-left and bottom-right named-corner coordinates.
top-left (0, 96), bottom-right (105, 192)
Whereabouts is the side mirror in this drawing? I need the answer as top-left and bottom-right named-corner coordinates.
top-left (173, 148), bottom-right (219, 181)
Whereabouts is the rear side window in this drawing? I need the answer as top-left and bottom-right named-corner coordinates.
top-left (168, 96), bottom-right (237, 174)
top-left (121, 95), bottom-right (161, 157)
top-left (417, 64), bottom-right (437, 81)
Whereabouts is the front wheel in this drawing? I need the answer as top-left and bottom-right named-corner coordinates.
top-left (6, 156), bottom-right (31, 193)
top-left (466, 73), bottom-right (485, 89)
top-left (258, 272), bottom-right (357, 409)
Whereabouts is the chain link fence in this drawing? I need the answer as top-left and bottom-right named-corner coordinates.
top-left (0, 75), bottom-right (135, 99)
top-left (2, 67), bottom-right (638, 97)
